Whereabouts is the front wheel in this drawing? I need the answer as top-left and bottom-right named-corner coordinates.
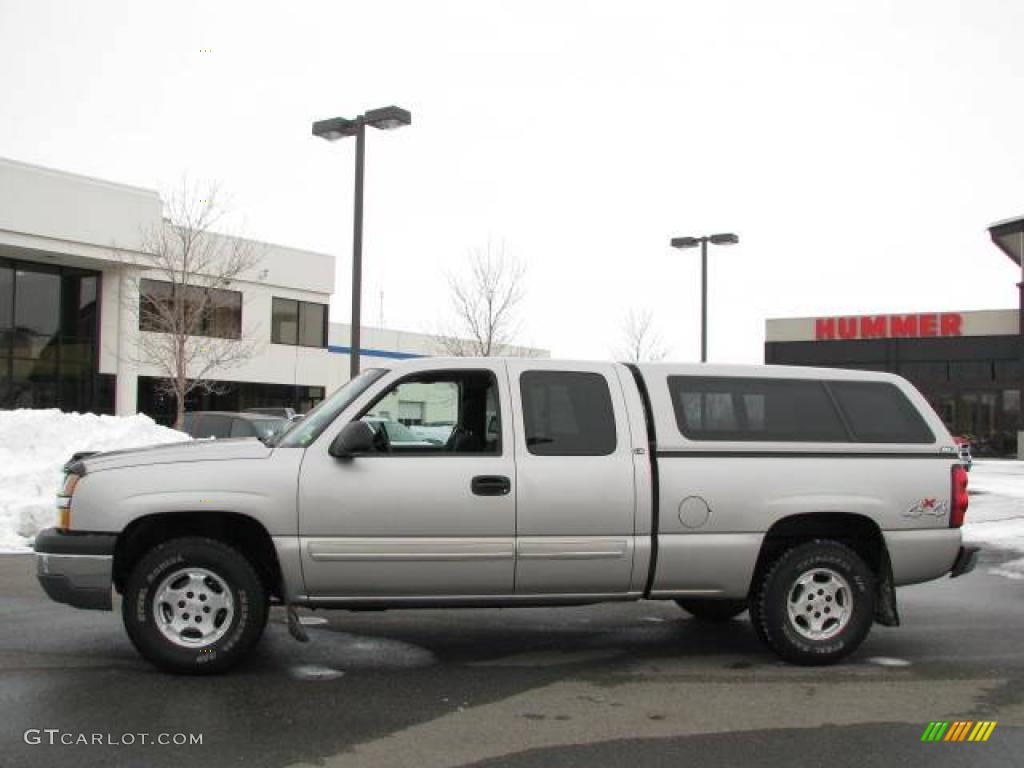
top-left (122, 537), bottom-right (268, 674)
top-left (675, 598), bottom-right (747, 622)
top-left (753, 540), bottom-right (876, 666)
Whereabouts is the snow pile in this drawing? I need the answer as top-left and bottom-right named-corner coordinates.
top-left (0, 409), bottom-right (189, 552)
top-left (963, 460), bottom-right (1024, 580)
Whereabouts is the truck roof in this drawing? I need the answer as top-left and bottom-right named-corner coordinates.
top-left (376, 357), bottom-right (906, 384)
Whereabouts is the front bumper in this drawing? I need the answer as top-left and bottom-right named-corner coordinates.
top-left (34, 528), bottom-right (117, 610)
top-left (950, 545), bottom-right (980, 579)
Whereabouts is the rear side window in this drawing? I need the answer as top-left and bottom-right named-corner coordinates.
top-left (829, 381), bottom-right (934, 443)
top-left (520, 371), bottom-right (616, 456)
top-left (668, 377), bottom-right (848, 442)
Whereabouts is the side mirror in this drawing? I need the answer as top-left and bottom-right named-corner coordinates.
top-left (329, 420), bottom-right (375, 459)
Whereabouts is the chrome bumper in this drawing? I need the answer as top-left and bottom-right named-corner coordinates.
top-left (34, 528), bottom-right (116, 610)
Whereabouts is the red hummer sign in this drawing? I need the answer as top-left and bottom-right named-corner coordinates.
top-left (815, 313), bottom-right (964, 340)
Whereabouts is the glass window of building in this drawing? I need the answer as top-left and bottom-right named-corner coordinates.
top-left (14, 267), bottom-right (60, 359)
top-left (299, 302), bottom-right (326, 347)
top-left (272, 298), bottom-right (299, 345)
top-left (272, 298), bottom-right (326, 348)
top-left (0, 264), bottom-right (13, 353)
top-left (139, 279), bottom-right (242, 340)
top-left (950, 361), bottom-right (993, 384)
top-left (1, 259), bottom-right (104, 412)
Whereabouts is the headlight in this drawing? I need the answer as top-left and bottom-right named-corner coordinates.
top-left (56, 473), bottom-right (81, 529)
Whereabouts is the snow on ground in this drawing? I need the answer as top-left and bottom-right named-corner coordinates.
top-left (963, 459), bottom-right (1024, 580)
top-left (0, 409), bottom-right (188, 552)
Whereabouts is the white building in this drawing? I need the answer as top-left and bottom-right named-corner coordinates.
top-left (0, 157), bottom-right (545, 422)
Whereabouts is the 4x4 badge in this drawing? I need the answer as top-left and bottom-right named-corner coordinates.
top-left (904, 498), bottom-right (949, 518)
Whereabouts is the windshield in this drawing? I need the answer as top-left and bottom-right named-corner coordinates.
top-left (275, 368), bottom-right (387, 447)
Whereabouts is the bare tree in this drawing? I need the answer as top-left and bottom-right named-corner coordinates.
top-left (616, 309), bottom-right (669, 362)
top-left (122, 182), bottom-right (262, 428)
top-left (437, 242), bottom-right (528, 356)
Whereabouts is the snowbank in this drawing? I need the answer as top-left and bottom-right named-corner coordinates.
top-left (0, 410), bottom-right (189, 552)
top-left (963, 460), bottom-right (1024, 580)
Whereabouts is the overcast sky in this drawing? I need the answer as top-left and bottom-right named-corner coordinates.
top-left (1, 0), bottom-right (1023, 362)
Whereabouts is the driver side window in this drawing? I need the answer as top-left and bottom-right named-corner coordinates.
top-left (359, 370), bottom-right (501, 455)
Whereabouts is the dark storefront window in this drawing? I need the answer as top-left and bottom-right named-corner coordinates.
top-left (950, 361), bottom-right (993, 384)
top-left (958, 393), bottom-right (998, 445)
top-left (900, 361), bottom-right (949, 383)
top-left (995, 360), bottom-right (1023, 380)
top-left (139, 279), bottom-right (242, 340)
top-left (271, 298), bottom-right (299, 345)
top-left (272, 297), bottom-right (326, 348)
top-left (1004, 389), bottom-right (1021, 419)
top-left (138, 376), bottom-right (325, 426)
top-left (300, 302), bottom-right (326, 347)
top-left (0, 258), bottom-right (110, 413)
top-left (0, 267), bottom-right (10, 363)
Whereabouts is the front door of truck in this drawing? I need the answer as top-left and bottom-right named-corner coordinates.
top-left (297, 362), bottom-right (516, 597)
top-left (506, 361), bottom-right (638, 595)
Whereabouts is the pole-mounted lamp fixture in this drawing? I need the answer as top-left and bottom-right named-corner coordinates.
top-left (312, 105), bottom-right (412, 379)
top-left (669, 232), bottom-right (740, 362)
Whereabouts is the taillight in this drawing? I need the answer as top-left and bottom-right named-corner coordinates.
top-left (56, 473), bottom-right (80, 530)
top-left (950, 464), bottom-right (968, 528)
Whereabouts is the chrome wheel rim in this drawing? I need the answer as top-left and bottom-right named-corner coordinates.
top-left (153, 567), bottom-right (234, 648)
top-left (786, 567), bottom-right (852, 641)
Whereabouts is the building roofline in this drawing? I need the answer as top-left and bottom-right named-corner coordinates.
top-left (988, 214), bottom-right (1024, 267)
top-left (171, 219), bottom-right (335, 262)
top-left (0, 155), bottom-right (159, 198)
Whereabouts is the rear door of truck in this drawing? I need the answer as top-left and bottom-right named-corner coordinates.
top-left (505, 360), bottom-right (640, 595)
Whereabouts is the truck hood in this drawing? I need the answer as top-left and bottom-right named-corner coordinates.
top-left (76, 438), bottom-right (274, 474)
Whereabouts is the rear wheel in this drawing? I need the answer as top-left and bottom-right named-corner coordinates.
top-left (675, 598), bottom-right (747, 622)
top-left (753, 540), bottom-right (875, 665)
top-left (122, 537), bottom-right (268, 674)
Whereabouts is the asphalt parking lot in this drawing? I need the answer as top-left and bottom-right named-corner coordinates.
top-left (0, 550), bottom-right (1021, 768)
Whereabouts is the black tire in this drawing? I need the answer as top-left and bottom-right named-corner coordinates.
top-left (746, 592), bottom-right (769, 644)
top-left (675, 598), bottom-right (747, 622)
top-left (122, 537), bottom-right (268, 675)
top-left (753, 540), bottom-right (875, 666)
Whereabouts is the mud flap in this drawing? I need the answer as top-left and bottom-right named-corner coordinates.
top-left (286, 604), bottom-right (310, 642)
top-left (874, 549), bottom-right (900, 627)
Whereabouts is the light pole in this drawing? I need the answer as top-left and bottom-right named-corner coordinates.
top-left (312, 105), bottom-right (412, 379)
top-left (669, 232), bottom-right (739, 362)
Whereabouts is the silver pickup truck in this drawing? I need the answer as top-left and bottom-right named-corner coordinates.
top-left (34, 359), bottom-right (977, 674)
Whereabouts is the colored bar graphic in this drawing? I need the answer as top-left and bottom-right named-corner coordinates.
top-left (969, 722), bottom-right (997, 742)
top-left (944, 721), bottom-right (971, 741)
top-left (921, 720), bottom-right (996, 742)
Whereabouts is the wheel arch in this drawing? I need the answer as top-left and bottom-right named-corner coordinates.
top-left (113, 511), bottom-right (284, 600)
top-left (749, 511), bottom-right (890, 597)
